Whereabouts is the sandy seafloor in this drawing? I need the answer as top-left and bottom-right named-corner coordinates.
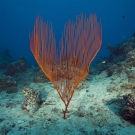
top-left (0, 67), bottom-right (135, 135)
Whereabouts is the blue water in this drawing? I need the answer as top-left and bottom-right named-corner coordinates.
top-left (0, 0), bottom-right (135, 65)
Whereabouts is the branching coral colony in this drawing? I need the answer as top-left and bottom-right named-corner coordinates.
top-left (30, 13), bottom-right (102, 119)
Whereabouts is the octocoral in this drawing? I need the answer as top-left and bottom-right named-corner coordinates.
top-left (30, 13), bottom-right (102, 118)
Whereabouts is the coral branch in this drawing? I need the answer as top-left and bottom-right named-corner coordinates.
top-left (30, 13), bottom-right (102, 118)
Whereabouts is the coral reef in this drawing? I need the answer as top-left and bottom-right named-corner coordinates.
top-left (106, 64), bottom-right (117, 77)
top-left (33, 69), bottom-right (50, 83)
top-left (0, 75), bottom-right (17, 93)
top-left (0, 32), bottom-right (135, 135)
top-left (21, 87), bottom-right (44, 114)
top-left (92, 32), bottom-right (135, 125)
top-left (120, 91), bottom-right (135, 124)
top-left (106, 43), bottom-right (123, 56)
top-left (93, 32), bottom-right (135, 76)
top-left (4, 56), bottom-right (28, 76)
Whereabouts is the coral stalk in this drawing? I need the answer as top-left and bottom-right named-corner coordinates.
top-left (30, 13), bottom-right (102, 118)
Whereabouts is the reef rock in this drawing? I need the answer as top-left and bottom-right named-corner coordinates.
top-left (21, 87), bottom-right (44, 114)
top-left (4, 56), bottom-right (28, 76)
top-left (120, 91), bottom-right (135, 124)
top-left (93, 32), bottom-right (135, 76)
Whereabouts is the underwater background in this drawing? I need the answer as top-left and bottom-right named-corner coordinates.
top-left (1, 0), bottom-right (135, 135)
top-left (0, 0), bottom-right (135, 65)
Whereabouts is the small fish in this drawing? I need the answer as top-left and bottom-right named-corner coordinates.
top-left (122, 36), bottom-right (125, 38)
top-left (102, 61), bottom-right (106, 64)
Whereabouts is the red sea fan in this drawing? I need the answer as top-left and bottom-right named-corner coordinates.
top-left (30, 13), bottom-right (102, 118)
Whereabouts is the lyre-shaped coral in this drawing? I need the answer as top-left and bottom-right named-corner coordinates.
top-left (30, 13), bottom-right (102, 118)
